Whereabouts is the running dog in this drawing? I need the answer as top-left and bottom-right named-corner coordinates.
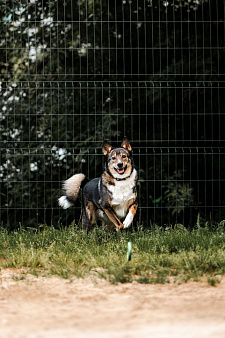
top-left (58, 137), bottom-right (138, 231)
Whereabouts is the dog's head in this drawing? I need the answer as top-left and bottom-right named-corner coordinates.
top-left (103, 137), bottom-right (133, 179)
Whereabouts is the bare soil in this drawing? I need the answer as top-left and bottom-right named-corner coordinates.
top-left (0, 269), bottom-right (225, 338)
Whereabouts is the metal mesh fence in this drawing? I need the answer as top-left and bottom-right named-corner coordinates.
top-left (0, 0), bottom-right (225, 229)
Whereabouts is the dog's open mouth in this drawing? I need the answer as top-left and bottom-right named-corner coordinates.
top-left (114, 165), bottom-right (127, 175)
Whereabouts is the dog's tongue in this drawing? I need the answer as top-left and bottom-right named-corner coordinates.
top-left (118, 169), bottom-right (124, 174)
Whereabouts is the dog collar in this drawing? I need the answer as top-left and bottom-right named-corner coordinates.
top-left (115, 175), bottom-right (131, 181)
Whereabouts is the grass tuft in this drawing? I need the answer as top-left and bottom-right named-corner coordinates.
top-left (207, 276), bottom-right (222, 287)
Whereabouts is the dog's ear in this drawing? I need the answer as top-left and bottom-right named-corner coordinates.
top-left (103, 140), bottom-right (113, 156)
top-left (121, 136), bottom-right (132, 152)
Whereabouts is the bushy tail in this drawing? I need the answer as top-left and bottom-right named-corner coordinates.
top-left (58, 173), bottom-right (89, 209)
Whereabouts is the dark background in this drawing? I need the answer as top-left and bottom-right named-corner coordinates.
top-left (0, 0), bottom-right (225, 229)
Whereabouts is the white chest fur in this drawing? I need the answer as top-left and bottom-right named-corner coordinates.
top-left (107, 169), bottom-right (137, 218)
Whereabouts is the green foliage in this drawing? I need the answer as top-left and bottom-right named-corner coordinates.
top-left (164, 170), bottom-right (193, 216)
top-left (0, 0), bottom-right (225, 228)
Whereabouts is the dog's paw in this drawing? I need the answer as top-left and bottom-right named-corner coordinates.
top-left (123, 212), bottom-right (134, 229)
top-left (116, 222), bottom-right (124, 231)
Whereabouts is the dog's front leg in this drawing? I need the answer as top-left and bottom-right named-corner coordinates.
top-left (123, 202), bottom-right (138, 229)
top-left (102, 208), bottom-right (124, 230)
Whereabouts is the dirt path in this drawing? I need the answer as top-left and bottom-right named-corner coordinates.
top-left (0, 269), bottom-right (225, 338)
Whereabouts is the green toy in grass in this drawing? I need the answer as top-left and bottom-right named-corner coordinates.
top-left (127, 242), bottom-right (132, 261)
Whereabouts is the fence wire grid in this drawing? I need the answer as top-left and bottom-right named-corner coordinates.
top-left (0, 0), bottom-right (225, 229)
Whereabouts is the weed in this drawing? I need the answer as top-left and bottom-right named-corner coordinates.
top-left (107, 263), bottom-right (133, 284)
top-left (207, 276), bottom-right (222, 287)
top-left (137, 276), bottom-right (148, 284)
top-left (12, 274), bottom-right (26, 281)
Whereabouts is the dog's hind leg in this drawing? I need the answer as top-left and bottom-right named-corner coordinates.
top-left (82, 200), bottom-right (97, 232)
top-left (82, 212), bottom-right (93, 233)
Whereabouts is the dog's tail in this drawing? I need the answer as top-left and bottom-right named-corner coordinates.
top-left (58, 173), bottom-right (89, 209)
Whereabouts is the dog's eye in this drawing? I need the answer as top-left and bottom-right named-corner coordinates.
top-left (112, 156), bottom-right (116, 160)
top-left (122, 155), bottom-right (126, 158)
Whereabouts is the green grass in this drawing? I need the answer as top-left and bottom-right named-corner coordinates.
top-left (0, 224), bottom-right (225, 285)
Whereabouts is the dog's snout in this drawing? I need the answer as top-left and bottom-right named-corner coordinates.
top-left (117, 162), bottom-right (123, 169)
